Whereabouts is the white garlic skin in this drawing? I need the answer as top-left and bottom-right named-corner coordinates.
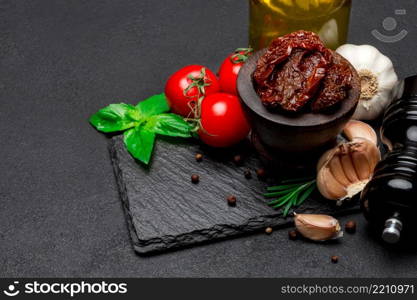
top-left (336, 44), bottom-right (400, 120)
top-left (316, 138), bottom-right (381, 201)
top-left (294, 214), bottom-right (342, 241)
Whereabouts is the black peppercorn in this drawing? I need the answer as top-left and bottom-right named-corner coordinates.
top-left (191, 174), bottom-right (200, 184)
top-left (233, 155), bottom-right (243, 165)
top-left (345, 221), bottom-right (356, 234)
top-left (288, 230), bottom-right (298, 240)
top-left (256, 168), bottom-right (266, 179)
top-left (195, 153), bottom-right (203, 162)
top-left (244, 169), bottom-right (252, 179)
top-left (227, 195), bottom-right (237, 206)
top-left (331, 256), bottom-right (339, 263)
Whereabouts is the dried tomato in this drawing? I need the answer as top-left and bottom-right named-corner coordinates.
top-left (253, 30), bottom-right (353, 113)
top-left (312, 57), bottom-right (353, 112)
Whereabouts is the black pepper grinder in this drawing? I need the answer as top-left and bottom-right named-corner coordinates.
top-left (361, 75), bottom-right (417, 244)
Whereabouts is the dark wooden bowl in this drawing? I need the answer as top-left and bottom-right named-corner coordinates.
top-left (237, 49), bottom-right (360, 153)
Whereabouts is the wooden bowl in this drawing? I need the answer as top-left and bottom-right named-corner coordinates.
top-left (237, 49), bottom-right (360, 154)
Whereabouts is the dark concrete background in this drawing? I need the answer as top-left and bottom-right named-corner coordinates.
top-left (1, 0), bottom-right (417, 277)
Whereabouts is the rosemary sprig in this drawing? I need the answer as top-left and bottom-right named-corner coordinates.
top-left (264, 178), bottom-right (316, 217)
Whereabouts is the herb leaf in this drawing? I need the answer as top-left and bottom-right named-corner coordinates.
top-left (89, 103), bottom-right (140, 132)
top-left (136, 93), bottom-right (169, 117)
top-left (90, 93), bottom-right (192, 165)
top-left (297, 183), bottom-right (316, 206)
top-left (124, 126), bottom-right (156, 164)
top-left (148, 114), bottom-right (192, 138)
top-left (264, 178), bottom-right (316, 217)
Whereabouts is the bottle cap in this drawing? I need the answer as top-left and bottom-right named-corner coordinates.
top-left (402, 75), bottom-right (417, 97)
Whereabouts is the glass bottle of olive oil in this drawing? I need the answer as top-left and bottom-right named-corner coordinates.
top-left (249, 0), bottom-right (352, 50)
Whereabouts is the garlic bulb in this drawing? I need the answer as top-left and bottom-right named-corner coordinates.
top-left (294, 213), bottom-right (342, 241)
top-left (342, 120), bottom-right (378, 145)
top-left (316, 138), bottom-right (381, 201)
top-left (336, 44), bottom-right (401, 120)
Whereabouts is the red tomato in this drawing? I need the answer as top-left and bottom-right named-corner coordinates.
top-left (218, 48), bottom-right (253, 96)
top-left (165, 65), bottom-right (220, 117)
top-left (199, 93), bottom-right (250, 147)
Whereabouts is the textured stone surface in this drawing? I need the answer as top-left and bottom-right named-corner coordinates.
top-left (110, 136), bottom-right (359, 254)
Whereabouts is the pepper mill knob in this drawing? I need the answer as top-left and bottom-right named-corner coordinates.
top-left (382, 216), bottom-right (403, 244)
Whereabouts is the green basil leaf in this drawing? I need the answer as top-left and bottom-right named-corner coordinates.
top-left (89, 103), bottom-right (140, 133)
top-left (136, 93), bottom-right (170, 117)
top-left (123, 126), bottom-right (156, 165)
top-left (147, 113), bottom-right (192, 138)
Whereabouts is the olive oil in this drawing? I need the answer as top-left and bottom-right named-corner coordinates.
top-left (249, 0), bottom-right (352, 50)
top-left (361, 76), bottom-right (417, 244)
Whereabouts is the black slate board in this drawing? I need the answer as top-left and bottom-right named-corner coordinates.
top-left (109, 136), bottom-right (360, 254)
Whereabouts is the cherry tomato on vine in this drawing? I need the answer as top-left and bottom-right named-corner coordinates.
top-left (165, 65), bottom-right (220, 117)
top-left (199, 93), bottom-right (250, 148)
top-left (218, 48), bottom-right (253, 96)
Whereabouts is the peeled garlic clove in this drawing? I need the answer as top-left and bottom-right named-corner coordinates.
top-left (316, 138), bottom-right (381, 201)
top-left (343, 120), bottom-right (378, 145)
top-left (294, 213), bottom-right (342, 241)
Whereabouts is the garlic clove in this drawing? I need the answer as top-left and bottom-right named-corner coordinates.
top-left (343, 120), bottom-right (378, 145)
top-left (339, 149), bottom-right (360, 183)
top-left (316, 148), bottom-right (334, 172)
top-left (352, 137), bottom-right (381, 167)
top-left (317, 167), bottom-right (347, 200)
top-left (350, 145), bottom-right (371, 180)
top-left (294, 213), bottom-right (342, 241)
top-left (328, 155), bottom-right (351, 186)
